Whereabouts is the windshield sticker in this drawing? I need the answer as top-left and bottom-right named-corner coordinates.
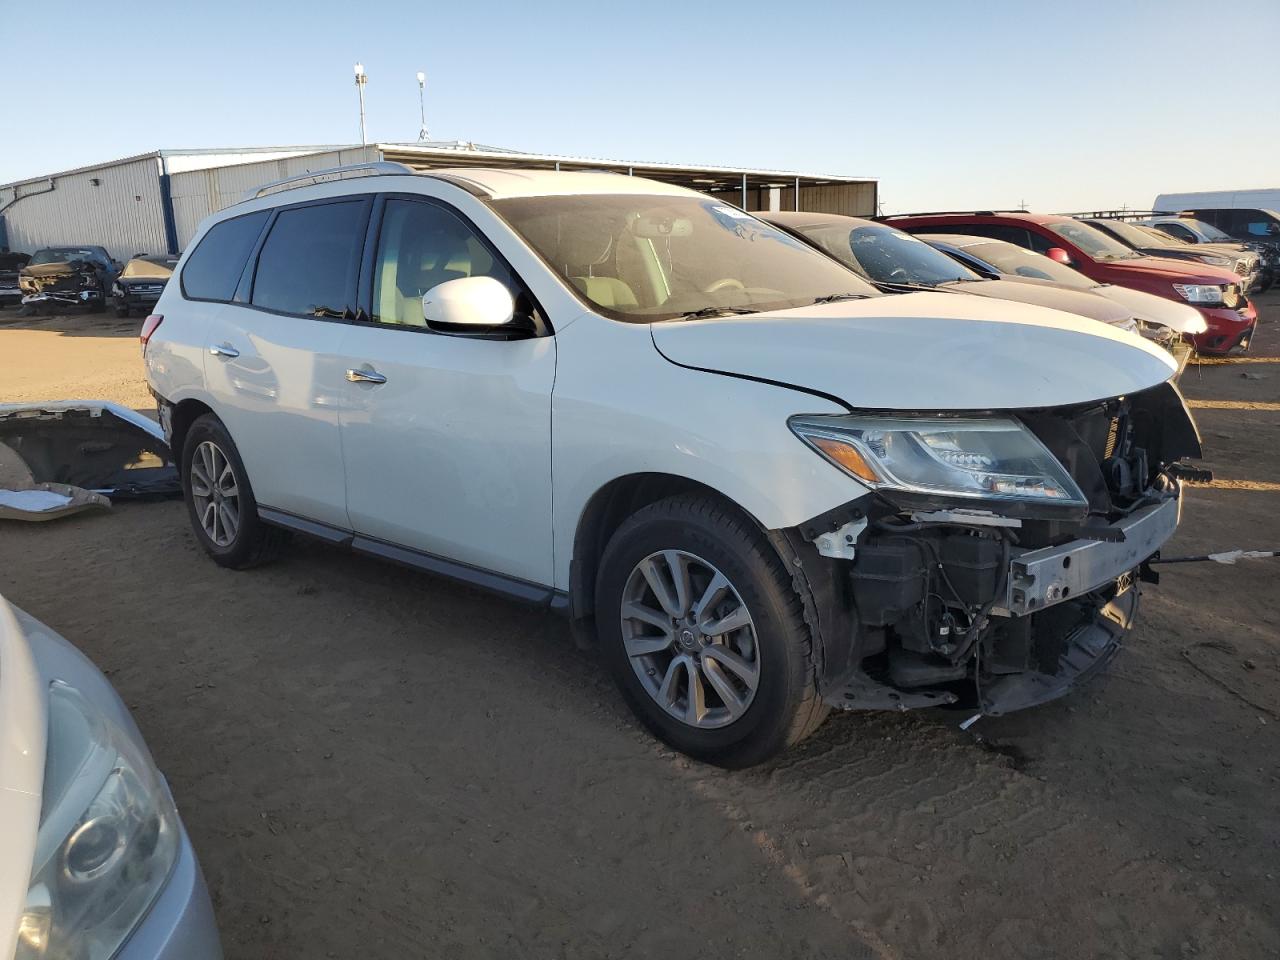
top-left (709, 205), bottom-right (753, 220)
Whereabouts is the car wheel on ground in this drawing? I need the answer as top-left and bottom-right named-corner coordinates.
top-left (595, 494), bottom-right (829, 768)
top-left (116, 305), bottom-right (130, 318)
top-left (182, 414), bottom-right (285, 568)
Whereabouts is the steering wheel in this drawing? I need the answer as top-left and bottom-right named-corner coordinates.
top-left (702, 278), bottom-right (747, 295)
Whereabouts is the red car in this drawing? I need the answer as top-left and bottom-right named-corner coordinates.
top-left (884, 211), bottom-right (1256, 353)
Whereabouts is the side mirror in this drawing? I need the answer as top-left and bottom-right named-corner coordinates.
top-left (1045, 247), bottom-right (1073, 266)
top-left (422, 276), bottom-right (516, 331)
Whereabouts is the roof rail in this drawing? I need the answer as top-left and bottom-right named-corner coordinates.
top-left (242, 161), bottom-right (417, 201)
top-left (877, 209), bottom-right (1025, 219)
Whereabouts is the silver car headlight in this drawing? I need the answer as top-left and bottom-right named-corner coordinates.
top-left (790, 415), bottom-right (1087, 509)
top-left (15, 682), bottom-right (178, 960)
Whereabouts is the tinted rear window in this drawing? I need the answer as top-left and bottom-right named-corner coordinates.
top-left (251, 200), bottom-right (367, 316)
top-left (181, 211), bottom-right (269, 301)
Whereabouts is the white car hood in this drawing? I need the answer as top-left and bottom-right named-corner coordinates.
top-left (1088, 284), bottom-right (1207, 335)
top-left (651, 291), bottom-right (1177, 411)
top-left (946, 278), bottom-right (1134, 328)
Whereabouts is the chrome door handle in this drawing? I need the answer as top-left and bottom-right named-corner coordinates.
top-left (209, 343), bottom-right (240, 359)
top-left (345, 368), bottom-right (387, 384)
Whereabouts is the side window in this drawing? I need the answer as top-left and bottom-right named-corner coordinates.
top-left (1158, 222), bottom-right (1196, 243)
top-left (1026, 230), bottom-right (1056, 254)
top-left (955, 224), bottom-right (1033, 248)
top-left (251, 201), bottom-right (367, 316)
top-left (181, 211), bottom-right (269, 301)
top-left (371, 199), bottom-right (515, 326)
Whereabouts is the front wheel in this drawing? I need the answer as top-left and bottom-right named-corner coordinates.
top-left (595, 495), bottom-right (828, 767)
top-left (181, 414), bottom-right (285, 568)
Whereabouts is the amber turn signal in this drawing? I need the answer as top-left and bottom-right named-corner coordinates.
top-left (810, 436), bottom-right (881, 483)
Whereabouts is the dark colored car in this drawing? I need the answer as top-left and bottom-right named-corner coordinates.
top-left (0, 251), bottom-right (31, 308)
top-left (885, 211), bottom-right (1256, 354)
top-left (112, 254), bottom-right (179, 317)
top-left (18, 245), bottom-right (121, 312)
top-left (1082, 218), bottom-right (1262, 291)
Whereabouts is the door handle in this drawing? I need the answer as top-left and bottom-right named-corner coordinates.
top-left (346, 367), bottom-right (387, 384)
top-left (209, 343), bottom-right (240, 359)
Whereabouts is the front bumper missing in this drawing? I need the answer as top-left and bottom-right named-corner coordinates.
top-left (998, 497), bottom-right (1180, 617)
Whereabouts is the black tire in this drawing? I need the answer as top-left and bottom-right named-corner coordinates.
top-left (181, 414), bottom-right (286, 569)
top-left (115, 305), bottom-right (130, 318)
top-left (595, 494), bottom-right (829, 768)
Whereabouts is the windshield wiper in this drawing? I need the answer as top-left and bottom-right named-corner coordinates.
top-left (676, 306), bottom-right (760, 321)
top-left (810, 293), bottom-right (871, 304)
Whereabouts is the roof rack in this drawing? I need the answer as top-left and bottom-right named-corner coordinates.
top-left (243, 161), bottom-right (417, 201)
top-left (1062, 209), bottom-right (1183, 221)
top-left (878, 209), bottom-right (1026, 219)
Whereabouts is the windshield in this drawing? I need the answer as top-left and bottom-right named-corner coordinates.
top-left (1134, 224), bottom-right (1185, 246)
top-left (29, 248), bottom-right (98, 265)
top-left (1047, 221), bottom-right (1139, 261)
top-left (1090, 219), bottom-right (1159, 249)
top-left (1192, 220), bottom-right (1233, 242)
top-left (121, 258), bottom-right (177, 278)
top-left (791, 221), bottom-right (979, 286)
top-left (492, 195), bottom-right (878, 320)
top-left (930, 237), bottom-right (1096, 289)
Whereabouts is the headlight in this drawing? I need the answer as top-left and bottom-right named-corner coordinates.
top-left (790, 415), bottom-right (1087, 508)
top-left (111, 283), bottom-right (122, 296)
top-left (1198, 255), bottom-right (1230, 266)
top-left (1171, 283), bottom-right (1224, 305)
top-left (15, 682), bottom-right (178, 960)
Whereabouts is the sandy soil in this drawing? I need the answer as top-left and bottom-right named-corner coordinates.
top-left (1, 300), bottom-right (1277, 959)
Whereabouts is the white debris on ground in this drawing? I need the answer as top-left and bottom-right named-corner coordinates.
top-left (0, 489), bottom-right (74, 512)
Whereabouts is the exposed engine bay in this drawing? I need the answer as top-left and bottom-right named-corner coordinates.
top-left (785, 381), bottom-right (1205, 716)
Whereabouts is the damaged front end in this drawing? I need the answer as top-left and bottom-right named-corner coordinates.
top-left (18, 260), bottom-right (104, 308)
top-left (781, 381), bottom-right (1203, 716)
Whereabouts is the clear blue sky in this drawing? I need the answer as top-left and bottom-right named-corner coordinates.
top-left (6, 0), bottom-right (1278, 212)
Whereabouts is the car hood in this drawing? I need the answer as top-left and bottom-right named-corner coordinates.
top-left (21, 261), bottom-right (93, 279)
top-left (1088, 285), bottom-right (1208, 334)
top-left (1102, 255), bottom-right (1239, 286)
top-left (940, 278), bottom-right (1133, 327)
top-left (650, 291), bottom-right (1176, 411)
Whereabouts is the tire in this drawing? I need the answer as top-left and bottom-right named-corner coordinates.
top-left (116, 305), bottom-right (130, 318)
top-left (595, 494), bottom-right (829, 768)
top-left (181, 414), bottom-right (285, 569)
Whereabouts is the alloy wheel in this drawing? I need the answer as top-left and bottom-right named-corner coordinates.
top-left (620, 550), bottom-right (761, 729)
top-left (189, 440), bottom-right (240, 547)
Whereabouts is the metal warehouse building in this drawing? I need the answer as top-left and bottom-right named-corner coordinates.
top-left (0, 143), bottom-right (877, 256)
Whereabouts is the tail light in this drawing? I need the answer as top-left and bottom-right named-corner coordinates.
top-left (139, 314), bottom-right (163, 353)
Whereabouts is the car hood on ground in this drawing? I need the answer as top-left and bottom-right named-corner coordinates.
top-left (1087, 284), bottom-right (1208, 334)
top-left (940, 278), bottom-right (1134, 327)
top-left (650, 291), bottom-right (1176, 411)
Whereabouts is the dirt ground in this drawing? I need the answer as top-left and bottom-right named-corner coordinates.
top-left (1, 299), bottom-right (1277, 960)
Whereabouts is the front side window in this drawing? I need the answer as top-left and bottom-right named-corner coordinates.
top-left (795, 222), bottom-right (977, 286)
top-left (371, 199), bottom-right (516, 326)
top-left (1046, 221), bottom-right (1138, 261)
top-left (251, 201), bottom-right (367, 316)
top-left (182, 211), bottom-right (269, 301)
top-left (493, 195), bottom-right (877, 321)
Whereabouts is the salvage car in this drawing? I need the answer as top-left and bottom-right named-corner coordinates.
top-left (1145, 210), bottom-right (1280, 287)
top-left (758, 210), bottom-right (1147, 334)
top-left (18, 247), bottom-right (120, 312)
top-left (0, 595), bottom-right (222, 959)
top-left (919, 233), bottom-right (1206, 359)
top-left (1081, 217), bottom-right (1261, 292)
top-left (145, 165), bottom-right (1203, 766)
top-left (0, 251), bottom-right (31, 308)
top-left (887, 211), bottom-right (1256, 354)
top-left (113, 255), bottom-right (179, 318)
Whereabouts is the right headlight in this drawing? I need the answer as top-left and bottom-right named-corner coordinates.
top-left (15, 682), bottom-right (179, 960)
top-left (790, 415), bottom-right (1087, 509)
top-left (1171, 282), bottom-right (1224, 305)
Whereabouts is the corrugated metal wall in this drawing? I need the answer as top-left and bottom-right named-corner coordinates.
top-left (0, 156), bottom-right (168, 257)
top-left (169, 146), bottom-right (378, 247)
top-left (774, 182), bottom-right (878, 217)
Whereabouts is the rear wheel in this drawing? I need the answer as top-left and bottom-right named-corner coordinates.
top-left (596, 495), bottom-right (828, 767)
top-left (182, 414), bottom-right (285, 568)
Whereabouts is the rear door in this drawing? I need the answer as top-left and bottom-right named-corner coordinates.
top-left (335, 194), bottom-right (556, 587)
top-left (202, 196), bottom-right (370, 528)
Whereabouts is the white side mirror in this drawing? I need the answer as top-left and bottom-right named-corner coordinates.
top-left (422, 276), bottom-right (516, 329)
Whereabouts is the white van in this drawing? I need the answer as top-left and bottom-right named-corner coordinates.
top-left (1154, 188), bottom-right (1280, 213)
top-left (143, 163), bottom-right (1202, 765)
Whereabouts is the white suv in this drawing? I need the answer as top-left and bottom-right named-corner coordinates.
top-left (143, 164), bottom-right (1201, 766)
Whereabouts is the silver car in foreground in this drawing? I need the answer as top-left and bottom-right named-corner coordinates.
top-left (0, 595), bottom-right (221, 959)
